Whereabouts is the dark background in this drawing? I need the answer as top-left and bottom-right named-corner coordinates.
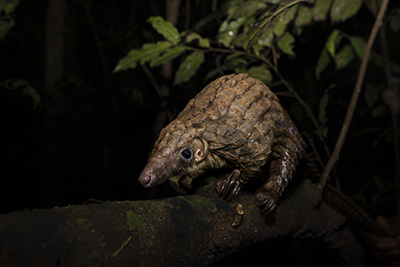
top-left (1, 0), bottom-right (398, 222)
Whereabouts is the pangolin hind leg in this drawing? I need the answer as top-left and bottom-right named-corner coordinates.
top-left (215, 169), bottom-right (241, 201)
top-left (255, 147), bottom-right (297, 215)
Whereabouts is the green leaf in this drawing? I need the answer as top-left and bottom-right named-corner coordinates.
top-left (0, 19), bottom-right (14, 41)
top-left (315, 48), bottom-right (330, 79)
top-left (371, 104), bottom-right (387, 118)
top-left (265, 0), bottom-right (280, 3)
top-left (315, 126), bottom-right (328, 138)
top-left (335, 44), bottom-right (355, 69)
top-left (364, 84), bottom-right (380, 108)
top-left (318, 84), bottom-right (334, 125)
top-left (349, 36), bottom-right (366, 60)
top-left (0, 0), bottom-right (19, 15)
top-left (149, 46), bottom-right (185, 68)
top-left (389, 8), bottom-right (400, 32)
top-left (231, 33), bottom-right (248, 49)
top-left (330, 0), bottom-right (362, 24)
top-left (246, 0), bottom-right (304, 50)
top-left (227, 1), bottom-right (267, 20)
top-left (313, 0), bottom-right (332, 21)
top-left (147, 16), bottom-right (181, 45)
top-left (294, 5), bottom-right (313, 29)
top-left (218, 17), bottom-right (245, 47)
top-left (174, 51), bottom-right (204, 85)
top-left (256, 28), bottom-right (274, 48)
top-left (114, 41), bottom-right (171, 72)
top-left (185, 32), bottom-right (210, 48)
top-left (277, 31), bottom-right (295, 56)
top-left (325, 29), bottom-right (342, 57)
top-left (5, 78), bottom-right (41, 108)
top-left (248, 65), bottom-right (273, 85)
top-left (225, 52), bottom-right (248, 71)
top-left (273, 5), bottom-right (298, 37)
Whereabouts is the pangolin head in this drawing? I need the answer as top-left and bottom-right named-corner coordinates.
top-left (138, 122), bottom-right (210, 188)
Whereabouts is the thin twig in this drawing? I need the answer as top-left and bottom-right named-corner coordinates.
top-left (141, 64), bottom-right (162, 97)
top-left (317, 0), bottom-right (389, 197)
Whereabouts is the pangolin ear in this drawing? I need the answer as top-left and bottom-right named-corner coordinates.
top-left (193, 138), bottom-right (209, 162)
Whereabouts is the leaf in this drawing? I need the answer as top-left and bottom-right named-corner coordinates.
top-left (294, 5), bottom-right (313, 29)
top-left (147, 16), bottom-right (181, 45)
top-left (364, 84), bottom-right (380, 108)
top-left (349, 36), bottom-right (365, 60)
top-left (149, 46), bottom-right (185, 68)
top-left (371, 104), bottom-right (387, 118)
top-left (370, 52), bottom-right (400, 75)
top-left (273, 5), bottom-right (298, 37)
top-left (313, 0), bottom-right (332, 22)
top-left (389, 8), bottom-right (400, 32)
top-left (225, 52), bottom-right (248, 71)
top-left (185, 32), bottom-right (210, 48)
top-left (246, 0), bottom-right (304, 50)
top-left (0, 19), bottom-right (14, 41)
top-left (5, 78), bottom-right (41, 108)
top-left (0, 0), bottom-right (19, 15)
top-left (174, 51), bottom-right (205, 85)
top-left (227, 1), bottom-right (267, 20)
top-left (277, 31), bottom-right (295, 56)
top-left (330, 0), bottom-right (362, 24)
top-left (114, 41), bottom-right (171, 72)
top-left (318, 84), bottom-right (335, 125)
top-left (315, 48), bottom-right (330, 79)
top-left (335, 44), bottom-right (355, 69)
top-left (218, 17), bottom-right (245, 47)
top-left (248, 65), bottom-right (273, 85)
top-left (256, 28), bottom-right (274, 48)
top-left (231, 33), bottom-right (248, 49)
top-left (265, 0), bottom-right (280, 3)
top-left (325, 29), bottom-right (342, 57)
top-left (314, 126), bottom-right (328, 138)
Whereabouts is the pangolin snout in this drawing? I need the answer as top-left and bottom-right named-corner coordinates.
top-left (138, 159), bottom-right (171, 188)
top-left (138, 169), bottom-right (156, 188)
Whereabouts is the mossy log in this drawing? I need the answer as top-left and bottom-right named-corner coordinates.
top-left (0, 179), bottom-right (366, 266)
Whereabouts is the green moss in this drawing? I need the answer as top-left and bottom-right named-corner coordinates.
top-left (126, 210), bottom-right (145, 231)
top-left (76, 217), bottom-right (90, 226)
top-left (185, 195), bottom-right (217, 214)
top-left (126, 210), bottom-right (155, 247)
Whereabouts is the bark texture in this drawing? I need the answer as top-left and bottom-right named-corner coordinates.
top-left (0, 179), bottom-right (365, 267)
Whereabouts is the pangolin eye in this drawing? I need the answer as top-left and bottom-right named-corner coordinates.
top-left (180, 148), bottom-right (193, 161)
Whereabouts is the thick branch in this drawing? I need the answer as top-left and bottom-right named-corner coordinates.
top-left (0, 179), bottom-right (366, 266)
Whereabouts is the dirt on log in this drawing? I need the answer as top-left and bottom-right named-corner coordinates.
top-left (0, 179), bottom-right (366, 266)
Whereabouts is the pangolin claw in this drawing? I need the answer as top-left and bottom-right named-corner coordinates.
top-left (216, 169), bottom-right (241, 202)
top-left (255, 191), bottom-right (277, 215)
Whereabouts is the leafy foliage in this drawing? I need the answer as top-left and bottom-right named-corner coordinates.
top-left (114, 0), bottom-right (378, 88)
top-left (0, 0), bottom-right (19, 41)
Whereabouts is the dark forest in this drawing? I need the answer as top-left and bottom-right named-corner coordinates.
top-left (1, 0), bottom-right (399, 266)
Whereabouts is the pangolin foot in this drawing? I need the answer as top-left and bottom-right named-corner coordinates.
top-left (216, 169), bottom-right (241, 202)
top-left (255, 191), bottom-right (277, 215)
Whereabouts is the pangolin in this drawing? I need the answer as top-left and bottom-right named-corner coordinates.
top-left (138, 73), bottom-right (305, 214)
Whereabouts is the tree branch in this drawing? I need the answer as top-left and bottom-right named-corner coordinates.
top-left (0, 179), bottom-right (369, 266)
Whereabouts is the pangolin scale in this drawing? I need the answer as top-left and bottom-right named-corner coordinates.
top-left (139, 73), bottom-right (305, 214)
